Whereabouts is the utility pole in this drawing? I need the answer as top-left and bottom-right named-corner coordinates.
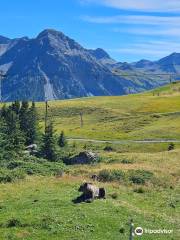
top-left (45, 101), bottom-right (48, 132)
top-left (80, 111), bottom-right (83, 128)
top-left (169, 74), bottom-right (172, 84)
top-left (129, 219), bottom-right (134, 240)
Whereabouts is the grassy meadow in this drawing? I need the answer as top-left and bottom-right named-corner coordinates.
top-left (0, 149), bottom-right (179, 239)
top-left (36, 82), bottom-right (180, 141)
top-left (0, 82), bottom-right (180, 239)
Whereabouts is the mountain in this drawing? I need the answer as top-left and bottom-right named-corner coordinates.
top-left (0, 29), bottom-right (179, 101)
top-left (0, 29), bottom-right (139, 101)
top-left (88, 48), bottom-right (116, 65)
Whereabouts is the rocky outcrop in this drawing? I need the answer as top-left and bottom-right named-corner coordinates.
top-left (68, 151), bottom-right (99, 165)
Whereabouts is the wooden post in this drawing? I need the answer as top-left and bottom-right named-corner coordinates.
top-left (45, 101), bottom-right (48, 132)
top-left (170, 75), bottom-right (172, 84)
top-left (80, 112), bottom-right (83, 128)
top-left (129, 219), bottom-right (134, 240)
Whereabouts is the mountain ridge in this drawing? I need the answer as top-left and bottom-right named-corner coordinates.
top-left (0, 29), bottom-right (179, 101)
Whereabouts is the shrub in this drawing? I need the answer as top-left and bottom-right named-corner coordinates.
top-left (7, 161), bottom-right (23, 170)
top-left (98, 170), bottom-right (111, 182)
top-left (104, 145), bottom-right (114, 152)
top-left (111, 170), bottom-right (125, 181)
top-left (110, 192), bottom-right (118, 199)
top-left (98, 169), bottom-right (124, 182)
top-left (21, 161), bottom-right (66, 176)
top-left (0, 169), bottom-right (12, 183)
top-left (119, 227), bottom-right (125, 234)
top-left (121, 159), bottom-right (134, 164)
top-left (129, 170), bottom-right (153, 185)
top-left (58, 131), bottom-right (67, 148)
top-left (0, 169), bottom-right (25, 183)
top-left (6, 218), bottom-right (22, 228)
top-left (168, 143), bottom-right (175, 151)
top-left (133, 187), bottom-right (145, 194)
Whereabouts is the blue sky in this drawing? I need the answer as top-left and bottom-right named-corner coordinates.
top-left (0, 0), bottom-right (180, 62)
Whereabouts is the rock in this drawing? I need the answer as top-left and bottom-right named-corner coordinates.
top-left (69, 151), bottom-right (98, 165)
top-left (25, 144), bottom-right (38, 155)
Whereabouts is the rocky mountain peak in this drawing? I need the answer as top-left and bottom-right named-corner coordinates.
top-left (0, 36), bottom-right (11, 44)
top-left (91, 48), bottom-right (111, 60)
top-left (36, 29), bottom-right (83, 52)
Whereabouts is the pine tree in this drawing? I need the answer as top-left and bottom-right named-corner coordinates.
top-left (26, 102), bottom-right (38, 145)
top-left (11, 101), bottom-right (20, 115)
top-left (19, 101), bottom-right (29, 144)
top-left (41, 123), bottom-right (56, 161)
top-left (2, 108), bottom-right (25, 152)
top-left (58, 131), bottom-right (67, 148)
top-left (19, 101), bottom-right (38, 145)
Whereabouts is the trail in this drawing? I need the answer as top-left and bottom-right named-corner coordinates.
top-left (67, 138), bottom-right (180, 144)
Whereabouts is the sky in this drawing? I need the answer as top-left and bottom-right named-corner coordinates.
top-left (0, 0), bottom-right (180, 62)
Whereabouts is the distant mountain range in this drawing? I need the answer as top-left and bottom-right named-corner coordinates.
top-left (0, 29), bottom-right (180, 101)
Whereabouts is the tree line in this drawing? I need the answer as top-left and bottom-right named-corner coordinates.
top-left (0, 101), bottom-right (67, 162)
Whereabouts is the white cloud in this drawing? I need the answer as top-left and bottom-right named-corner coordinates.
top-left (108, 40), bottom-right (180, 58)
top-left (82, 15), bottom-right (180, 37)
top-left (82, 15), bottom-right (180, 27)
top-left (113, 27), bottom-right (180, 37)
top-left (81, 0), bottom-right (180, 12)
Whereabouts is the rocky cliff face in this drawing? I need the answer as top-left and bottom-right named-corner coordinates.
top-left (0, 29), bottom-right (136, 101)
top-left (0, 29), bottom-right (179, 101)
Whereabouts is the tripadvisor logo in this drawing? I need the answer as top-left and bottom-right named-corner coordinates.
top-left (134, 227), bottom-right (143, 236)
top-left (134, 226), bottom-right (173, 236)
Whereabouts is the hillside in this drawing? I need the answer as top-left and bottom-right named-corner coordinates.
top-left (0, 29), bottom-right (180, 101)
top-left (36, 82), bottom-right (180, 141)
top-left (0, 29), bottom-right (135, 101)
top-left (0, 147), bottom-right (179, 240)
top-left (0, 83), bottom-right (179, 240)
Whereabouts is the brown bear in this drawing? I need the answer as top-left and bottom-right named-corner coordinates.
top-left (78, 182), bottom-right (106, 202)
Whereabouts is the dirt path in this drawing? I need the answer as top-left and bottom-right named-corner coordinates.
top-left (68, 138), bottom-right (180, 144)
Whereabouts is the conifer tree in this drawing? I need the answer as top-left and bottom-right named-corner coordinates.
top-left (26, 102), bottom-right (38, 145)
top-left (11, 101), bottom-right (20, 114)
top-left (19, 101), bottom-right (29, 144)
top-left (2, 108), bottom-right (25, 152)
top-left (19, 101), bottom-right (38, 145)
top-left (41, 123), bottom-right (56, 161)
top-left (58, 131), bottom-right (67, 148)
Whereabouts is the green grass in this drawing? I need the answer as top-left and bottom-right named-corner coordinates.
top-left (0, 148), bottom-right (179, 240)
top-left (36, 82), bottom-right (180, 141)
top-left (0, 83), bottom-right (180, 239)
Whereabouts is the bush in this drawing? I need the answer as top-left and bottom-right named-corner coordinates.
top-left (119, 227), bottom-right (125, 234)
top-left (133, 187), bottom-right (145, 194)
top-left (121, 159), bottom-right (134, 164)
top-left (58, 131), bottom-right (67, 148)
top-left (7, 161), bottom-right (23, 169)
top-left (6, 218), bottom-right (22, 228)
top-left (129, 170), bottom-right (153, 185)
top-left (21, 161), bottom-right (66, 176)
top-left (98, 169), bottom-right (124, 182)
top-left (104, 145), bottom-right (114, 152)
top-left (0, 169), bottom-right (25, 183)
top-left (168, 143), bottom-right (175, 151)
top-left (110, 192), bottom-right (118, 199)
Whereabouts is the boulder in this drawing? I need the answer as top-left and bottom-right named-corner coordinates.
top-left (69, 151), bottom-right (98, 165)
top-left (25, 144), bottom-right (38, 155)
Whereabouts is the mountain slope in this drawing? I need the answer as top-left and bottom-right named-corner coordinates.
top-left (35, 82), bottom-right (180, 141)
top-left (0, 29), bottom-right (139, 101)
top-left (0, 29), bottom-right (180, 101)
